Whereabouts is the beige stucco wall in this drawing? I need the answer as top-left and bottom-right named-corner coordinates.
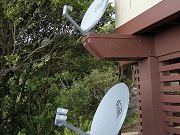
top-left (115, 0), bottom-right (162, 28)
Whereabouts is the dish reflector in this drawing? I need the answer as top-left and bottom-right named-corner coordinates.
top-left (90, 83), bottom-right (129, 135)
top-left (63, 0), bottom-right (109, 35)
top-left (80, 0), bottom-right (109, 33)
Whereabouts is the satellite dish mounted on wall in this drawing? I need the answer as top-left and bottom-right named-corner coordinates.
top-left (63, 0), bottom-right (109, 35)
top-left (55, 83), bottom-right (129, 135)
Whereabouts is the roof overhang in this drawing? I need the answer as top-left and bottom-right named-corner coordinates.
top-left (84, 0), bottom-right (180, 61)
top-left (116, 0), bottom-right (180, 35)
top-left (84, 34), bottom-right (154, 60)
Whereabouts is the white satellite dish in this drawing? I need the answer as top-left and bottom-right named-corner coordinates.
top-left (63, 0), bottom-right (109, 35)
top-left (55, 83), bottom-right (129, 135)
top-left (90, 83), bottom-right (129, 135)
top-left (80, 0), bottom-right (109, 33)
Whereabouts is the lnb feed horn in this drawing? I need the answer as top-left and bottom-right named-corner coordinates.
top-left (55, 114), bottom-right (67, 126)
top-left (56, 107), bottom-right (68, 115)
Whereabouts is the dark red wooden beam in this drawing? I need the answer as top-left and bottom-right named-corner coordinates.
top-left (84, 33), bottom-right (155, 60)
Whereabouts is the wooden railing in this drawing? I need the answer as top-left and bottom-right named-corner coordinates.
top-left (159, 53), bottom-right (180, 135)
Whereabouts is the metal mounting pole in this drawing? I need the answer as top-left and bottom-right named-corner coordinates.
top-left (63, 5), bottom-right (86, 35)
top-left (64, 121), bottom-right (90, 135)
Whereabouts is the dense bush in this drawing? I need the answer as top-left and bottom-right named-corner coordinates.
top-left (0, 0), bottom-right (138, 134)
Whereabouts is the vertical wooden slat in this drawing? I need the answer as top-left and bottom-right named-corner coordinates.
top-left (134, 63), bottom-right (142, 134)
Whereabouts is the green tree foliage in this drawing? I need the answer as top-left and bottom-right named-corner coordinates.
top-left (0, 0), bottom-right (117, 134)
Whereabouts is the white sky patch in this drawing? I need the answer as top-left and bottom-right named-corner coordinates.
top-left (109, 0), bottom-right (115, 6)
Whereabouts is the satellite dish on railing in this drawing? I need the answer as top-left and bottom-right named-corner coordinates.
top-left (63, 0), bottom-right (109, 35)
top-left (55, 83), bottom-right (129, 135)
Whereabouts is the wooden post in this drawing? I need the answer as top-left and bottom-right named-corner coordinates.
top-left (137, 57), bottom-right (162, 135)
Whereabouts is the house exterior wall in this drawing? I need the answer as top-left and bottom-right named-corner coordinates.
top-left (155, 25), bottom-right (180, 135)
top-left (136, 24), bottom-right (180, 135)
top-left (115, 1), bottom-right (180, 134)
top-left (115, 0), bottom-right (162, 28)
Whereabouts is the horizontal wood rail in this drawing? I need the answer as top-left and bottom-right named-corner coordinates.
top-left (162, 105), bottom-right (180, 112)
top-left (161, 86), bottom-right (180, 92)
top-left (160, 63), bottom-right (180, 72)
top-left (161, 95), bottom-right (180, 103)
top-left (164, 115), bottom-right (180, 123)
top-left (165, 125), bottom-right (180, 134)
top-left (160, 74), bottom-right (180, 82)
top-left (159, 52), bottom-right (180, 62)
